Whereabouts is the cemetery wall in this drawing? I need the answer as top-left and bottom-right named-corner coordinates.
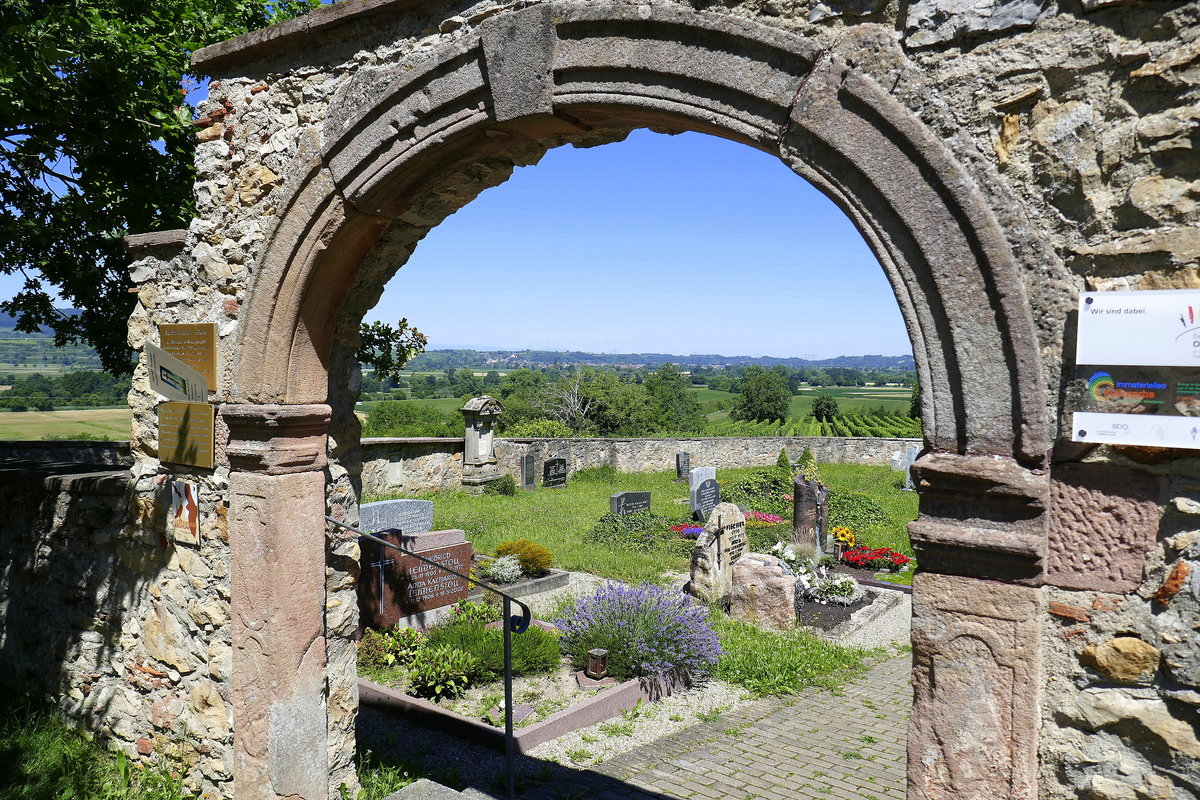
top-left (0, 464), bottom-right (236, 796)
top-left (359, 435), bottom-right (917, 496)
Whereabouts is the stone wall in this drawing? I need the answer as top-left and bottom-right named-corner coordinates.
top-left (360, 435), bottom-right (917, 497)
top-left (0, 463), bottom-right (234, 796)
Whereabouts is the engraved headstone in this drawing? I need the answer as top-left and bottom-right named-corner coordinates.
top-left (676, 452), bottom-right (691, 481)
top-left (688, 466), bottom-right (716, 514)
top-left (360, 499), bottom-right (434, 537)
top-left (692, 478), bottom-right (720, 523)
top-left (543, 458), bottom-right (568, 488)
top-left (688, 503), bottom-right (748, 606)
top-left (904, 443), bottom-right (921, 491)
top-left (610, 491), bottom-right (651, 515)
top-left (358, 528), bottom-right (473, 628)
top-left (520, 455), bottom-right (537, 489)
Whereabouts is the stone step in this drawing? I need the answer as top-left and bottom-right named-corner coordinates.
top-left (383, 778), bottom-right (467, 799)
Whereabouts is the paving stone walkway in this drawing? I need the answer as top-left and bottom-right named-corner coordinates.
top-left (519, 654), bottom-right (911, 800)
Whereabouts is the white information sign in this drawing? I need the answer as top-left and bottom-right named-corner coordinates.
top-left (146, 342), bottom-right (209, 403)
top-left (1076, 289), bottom-right (1200, 367)
top-left (1073, 289), bottom-right (1200, 449)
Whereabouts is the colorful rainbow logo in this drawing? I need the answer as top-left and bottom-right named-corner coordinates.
top-left (1088, 371), bottom-right (1116, 401)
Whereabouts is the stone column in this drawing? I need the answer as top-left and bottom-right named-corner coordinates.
top-left (223, 404), bottom-right (333, 800)
top-left (907, 452), bottom-right (1049, 800)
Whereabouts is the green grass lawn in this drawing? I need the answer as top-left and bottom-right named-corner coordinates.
top-left (688, 387), bottom-right (737, 404)
top-left (370, 463), bottom-right (915, 583)
top-left (0, 408), bottom-right (131, 440)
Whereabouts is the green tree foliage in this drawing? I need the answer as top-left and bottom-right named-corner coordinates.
top-left (643, 363), bottom-right (704, 433)
top-left (811, 394), bottom-right (840, 422)
top-left (731, 369), bottom-right (791, 422)
top-left (362, 401), bottom-right (459, 438)
top-left (356, 318), bottom-right (428, 383)
top-left (0, 0), bottom-right (319, 372)
top-left (909, 378), bottom-right (922, 419)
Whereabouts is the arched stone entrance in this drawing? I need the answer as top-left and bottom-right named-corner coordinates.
top-left (119, 1), bottom-right (1193, 798)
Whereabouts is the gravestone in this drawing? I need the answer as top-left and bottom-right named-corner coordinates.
top-left (358, 528), bottom-right (473, 628)
top-left (903, 443), bottom-right (920, 490)
top-left (791, 477), bottom-right (829, 552)
top-left (520, 455), bottom-right (537, 489)
top-left (688, 503), bottom-right (748, 606)
top-left (730, 554), bottom-right (797, 631)
top-left (692, 480), bottom-right (720, 522)
top-left (360, 499), bottom-right (433, 538)
top-left (543, 458), bottom-right (568, 488)
top-left (675, 452), bottom-right (691, 482)
top-left (688, 466), bottom-right (717, 518)
top-left (610, 491), bottom-right (651, 515)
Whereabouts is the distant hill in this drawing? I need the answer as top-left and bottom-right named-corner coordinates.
top-left (405, 349), bottom-right (915, 371)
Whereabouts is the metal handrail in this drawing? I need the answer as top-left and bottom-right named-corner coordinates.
top-left (325, 516), bottom-right (531, 800)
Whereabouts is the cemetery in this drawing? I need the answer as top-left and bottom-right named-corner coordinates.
top-left (0, 0), bottom-right (1197, 798)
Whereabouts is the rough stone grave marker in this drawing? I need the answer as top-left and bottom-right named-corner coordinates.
top-left (903, 443), bottom-right (920, 490)
top-left (688, 503), bottom-right (748, 606)
top-left (610, 491), bottom-right (651, 515)
top-left (543, 458), bottom-right (568, 488)
top-left (792, 476), bottom-right (829, 552)
top-left (676, 452), bottom-right (691, 482)
top-left (520, 454), bottom-right (537, 489)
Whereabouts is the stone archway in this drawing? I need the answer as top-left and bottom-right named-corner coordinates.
top-left (117, 1), bottom-right (1188, 798)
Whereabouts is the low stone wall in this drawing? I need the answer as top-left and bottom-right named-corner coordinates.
top-left (360, 435), bottom-right (919, 497)
top-left (0, 440), bottom-right (132, 467)
top-left (0, 462), bottom-right (234, 795)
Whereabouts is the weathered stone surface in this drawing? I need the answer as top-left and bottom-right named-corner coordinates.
top-left (480, 4), bottom-right (555, 122)
top-left (359, 499), bottom-right (433, 537)
top-left (1063, 690), bottom-right (1200, 759)
top-left (906, 0), bottom-right (1054, 47)
top-left (1080, 638), bottom-right (1161, 684)
top-left (730, 553), bottom-right (797, 631)
top-left (1152, 560), bottom-right (1190, 605)
top-left (1046, 464), bottom-right (1160, 593)
top-left (688, 503), bottom-right (748, 606)
top-left (910, 573), bottom-right (1040, 799)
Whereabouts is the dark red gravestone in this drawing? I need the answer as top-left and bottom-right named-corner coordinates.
top-left (359, 529), bottom-right (473, 628)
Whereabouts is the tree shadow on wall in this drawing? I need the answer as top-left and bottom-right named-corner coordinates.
top-left (0, 459), bottom-right (172, 740)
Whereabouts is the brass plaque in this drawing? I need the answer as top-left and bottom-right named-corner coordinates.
top-left (160, 324), bottom-right (217, 387)
top-left (159, 402), bottom-right (215, 469)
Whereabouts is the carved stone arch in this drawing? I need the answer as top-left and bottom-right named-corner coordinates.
top-left (231, 4), bottom-right (1049, 466)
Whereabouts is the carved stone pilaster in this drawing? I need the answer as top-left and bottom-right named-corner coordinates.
top-left (909, 452), bottom-right (1049, 583)
top-left (222, 404), bottom-right (331, 474)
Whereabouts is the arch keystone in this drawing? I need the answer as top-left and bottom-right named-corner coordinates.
top-left (481, 3), bottom-right (557, 121)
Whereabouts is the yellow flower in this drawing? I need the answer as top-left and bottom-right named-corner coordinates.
top-left (832, 526), bottom-right (855, 547)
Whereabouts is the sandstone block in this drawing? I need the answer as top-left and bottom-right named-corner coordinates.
top-left (730, 553), bottom-right (797, 631)
top-left (1080, 637), bottom-right (1161, 684)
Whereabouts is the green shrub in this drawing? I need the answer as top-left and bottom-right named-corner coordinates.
top-left (775, 448), bottom-right (792, 472)
top-left (407, 645), bottom-right (478, 699)
top-left (828, 490), bottom-right (889, 530)
top-left (363, 401), bottom-right (459, 437)
top-left (480, 554), bottom-right (523, 583)
top-left (358, 626), bottom-right (426, 670)
top-left (502, 419), bottom-right (574, 438)
top-left (358, 629), bottom-right (393, 670)
top-left (591, 511), bottom-right (680, 553)
top-left (796, 448), bottom-right (823, 483)
top-left (426, 621), bottom-right (560, 680)
top-left (721, 468), bottom-right (792, 515)
top-left (495, 539), bottom-right (554, 576)
top-left (448, 598), bottom-right (501, 625)
top-left (483, 474), bottom-right (517, 495)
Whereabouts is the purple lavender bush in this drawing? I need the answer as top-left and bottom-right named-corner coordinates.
top-left (554, 582), bottom-right (722, 682)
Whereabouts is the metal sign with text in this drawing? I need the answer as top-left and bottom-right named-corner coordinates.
top-left (1072, 289), bottom-right (1200, 449)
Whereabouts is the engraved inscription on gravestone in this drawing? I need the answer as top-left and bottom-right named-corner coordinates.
top-left (676, 452), bottom-right (691, 481)
top-left (610, 491), bottom-right (651, 515)
top-left (689, 503), bottom-right (747, 605)
top-left (688, 466), bottom-right (716, 513)
top-left (360, 499), bottom-right (433, 538)
top-left (358, 528), bottom-right (472, 627)
top-left (694, 479), bottom-right (720, 522)
top-left (521, 455), bottom-right (537, 489)
top-left (543, 458), bottom-right (568, 488)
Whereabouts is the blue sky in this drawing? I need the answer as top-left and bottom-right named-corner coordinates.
top-left (367, 129), bottom-right (911, 358)
top-left (0, 113), bottom-right (911, 360)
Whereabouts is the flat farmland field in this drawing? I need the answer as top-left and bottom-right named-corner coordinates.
top-left (0, 408), bottom-right (131, 440)
top-left (790, 385), bottom-right (911, 415)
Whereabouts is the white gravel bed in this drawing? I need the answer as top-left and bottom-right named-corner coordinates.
top-left (835, 587), bottom-right (912, 650)
top-left (526, 678), bottom-right (749, 767)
